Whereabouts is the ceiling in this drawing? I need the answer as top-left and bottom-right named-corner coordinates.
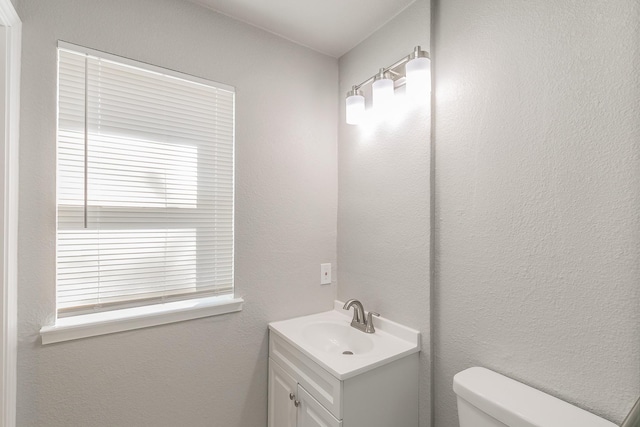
top-left (185, 0), bottom-right (417, 58)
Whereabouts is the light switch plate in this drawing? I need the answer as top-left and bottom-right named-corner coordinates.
top-left (320, 263), bottom-right (331, 285)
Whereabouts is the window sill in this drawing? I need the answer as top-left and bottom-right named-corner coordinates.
top-left (40, 296), bottom-right (244, 345)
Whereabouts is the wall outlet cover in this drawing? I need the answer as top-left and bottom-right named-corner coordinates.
top-left (320, 263), bottom-right (331, 285)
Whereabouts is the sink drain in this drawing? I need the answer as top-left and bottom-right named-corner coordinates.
top-left (342, 350), bottom-right (354, 355)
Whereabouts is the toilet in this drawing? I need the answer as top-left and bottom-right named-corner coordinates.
top-left (453, 367), bottom-right (617, 427)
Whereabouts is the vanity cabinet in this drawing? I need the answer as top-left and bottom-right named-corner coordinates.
top-left (268, 332), bottom-right (418, 427)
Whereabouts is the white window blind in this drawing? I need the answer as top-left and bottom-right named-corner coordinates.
top-left (56, 42), bottom-right (235, 317)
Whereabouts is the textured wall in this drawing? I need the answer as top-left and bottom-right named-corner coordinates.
top-left (337, 1), bottom-right (431, 425)
top-left (17, 0), bottom-right (338, 425)
top-left (433, 0), bottom-right (640, 426)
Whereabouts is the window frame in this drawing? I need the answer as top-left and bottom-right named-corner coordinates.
top-left (41, 41), bottom-right (242, 344)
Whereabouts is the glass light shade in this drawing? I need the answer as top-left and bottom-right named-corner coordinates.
top-left (345, 94), bottom-right (365, 125)
top-left (406, 56), bottom-right (431, 100)
top-left (372, 78), bottom-right (394, 111)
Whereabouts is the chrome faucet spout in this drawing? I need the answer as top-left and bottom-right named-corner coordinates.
top-left (343, 299), bottom-right (378, 334)
top-left (343, 299), bottom-right (365, 324)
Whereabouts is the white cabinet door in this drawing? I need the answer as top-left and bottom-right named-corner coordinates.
top-left (297, 386), bottom-right (342, 427)
top-left (268, 360), bottom-right (298, 427)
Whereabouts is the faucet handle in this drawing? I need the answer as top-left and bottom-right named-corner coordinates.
top-left (365, 312), bottom-right (380, 333)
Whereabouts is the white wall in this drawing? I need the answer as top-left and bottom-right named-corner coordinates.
top-left (16, 0), bottom-right (338, 425)
top-left (433, 0), bottom-right (640, 426)
top-left (337, 1), bottom-right (431, 425)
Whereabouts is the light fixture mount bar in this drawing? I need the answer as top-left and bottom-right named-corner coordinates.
top-left (345, 45), bottom-right (430, 125)
top-left (350, 46), bottom-right (430, 91)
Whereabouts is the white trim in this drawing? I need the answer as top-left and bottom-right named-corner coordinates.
top-left (57, 40), bottom-right (236, 93)
top-left (40, 296), bottom-right (244, 345)
top-left (0, 1), bottom-right (19, 27)
top-left (0, 0), bottom-right (19, 425)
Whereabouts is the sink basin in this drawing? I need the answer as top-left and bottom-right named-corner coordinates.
top-left (268, 301), bottom-right (420, 380)
top-left (301, 321), bottom-right (374, 355)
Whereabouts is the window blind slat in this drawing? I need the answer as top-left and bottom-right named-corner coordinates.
top-left (57, 46), bottom-right (235, 316)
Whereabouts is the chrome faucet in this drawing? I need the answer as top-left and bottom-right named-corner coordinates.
top-left (343, 299), bottom-right (379, 333)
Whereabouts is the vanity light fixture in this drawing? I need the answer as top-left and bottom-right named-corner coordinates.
top-left (406, 46), bottom-right (431, 101)
top-left (345, 87), bottom-right (365, 125)
top-left (372, 68), bottom-right (394, 112)
top-left (345, 45), bottom-right (430, 125)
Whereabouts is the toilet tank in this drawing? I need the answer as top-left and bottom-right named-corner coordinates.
top-left (453, 367), bottom-right (617, 427)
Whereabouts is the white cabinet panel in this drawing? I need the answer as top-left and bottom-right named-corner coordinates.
top-left (269, 360), bottom-right (298, 427)
top-left (270, 333), bottom-right (342, 418)
top-left (297, 386), bottom-right (342, 427)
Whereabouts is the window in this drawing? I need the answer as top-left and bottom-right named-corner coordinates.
top-left (56, 42), bottom-right (235, 320)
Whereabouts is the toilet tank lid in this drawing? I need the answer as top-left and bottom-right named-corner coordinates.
top-left (453, 367), bottom-right (617, 427)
